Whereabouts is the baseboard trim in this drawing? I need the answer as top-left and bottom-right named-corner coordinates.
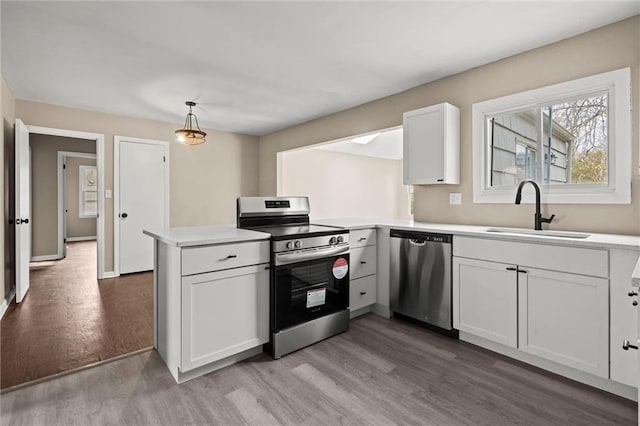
top-left (460, 331), bottom-right (637, 401)
top-left (371, 303), bottom-right (391, 319)
top-left (66, 236), bottom-right (97, 242)
top-left (30, 254), bottom-right (62, 262)
top-left (0, 290), bottom-right (16, 320)
top-left (101, 271), bottom-right (118, 279)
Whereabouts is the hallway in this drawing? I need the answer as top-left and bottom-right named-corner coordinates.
top-left (1, 241), bottom-right (153, 389)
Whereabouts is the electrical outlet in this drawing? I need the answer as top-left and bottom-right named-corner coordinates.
top-left (449, 193), bottom-right (462, 205)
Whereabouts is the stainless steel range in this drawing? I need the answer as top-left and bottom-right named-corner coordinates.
top-left (237, 196), bottom-right (350, 359)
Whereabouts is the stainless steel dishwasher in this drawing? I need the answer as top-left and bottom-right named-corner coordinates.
top-left (390, 229), bottom-right (454, 334)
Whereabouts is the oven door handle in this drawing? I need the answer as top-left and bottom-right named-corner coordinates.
top-left (275, 245), bottom-right (349, 266)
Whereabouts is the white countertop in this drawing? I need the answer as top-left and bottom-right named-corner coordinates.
top-left (311, 217), bottom-right (640, 251)
top-left (143, 225), bottom-right (270, 247)
top-left (144, 217), bottom-right (640, 251)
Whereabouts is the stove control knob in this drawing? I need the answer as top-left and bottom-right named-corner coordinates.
top-left (286, 241), bottom-right (294, 249)
top-left (337, 235), bottom-right (344, 243)
top-left (294, 240), bottom-right (302, 249)
top-left (329, 237), bottom-right (337, 245)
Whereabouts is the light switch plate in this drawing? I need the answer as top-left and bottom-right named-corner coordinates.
top-left (105, 189), bottom-right (112, 199)
top-left (449, 193), bottom-right (462, 205)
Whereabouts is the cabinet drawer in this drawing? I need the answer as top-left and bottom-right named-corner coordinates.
top-left (454, 236), bottom-right (608, 278)
top-left (350, 275), bottom-right (377, 311)
top-left (350, 246), bottom-right (377, 279)
top-left (350, 229), bottom-right (377, 248)
top-left (182, 241), bottom-right (269, 276)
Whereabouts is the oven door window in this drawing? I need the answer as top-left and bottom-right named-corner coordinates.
top-left (275, 254), bottom-right (349, 331)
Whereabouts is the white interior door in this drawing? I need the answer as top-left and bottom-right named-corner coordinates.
top-left (119, 140), bottom-right (167, 274)
top-left (15, 119), bottom-right (31, 303)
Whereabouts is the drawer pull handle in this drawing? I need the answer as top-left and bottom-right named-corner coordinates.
top-left (517, 269), bottom-right (528, 274)
top-left (360, 291), bottom-right (367, 295)
top-left (622, 340), bottom-right (638, 350)
top-left (506, 267), bottom-right (517, 271)
top-left (360, 261), bottom-right (367, 264)
top-left (358, 237), bottom-right (367, 242)
top-left (223, 255), bottom-right (237, 260)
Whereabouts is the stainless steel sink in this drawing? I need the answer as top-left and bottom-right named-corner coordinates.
top-left (485, 227), bottom-right (590, 239)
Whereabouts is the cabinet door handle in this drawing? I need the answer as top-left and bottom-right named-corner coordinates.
top-left (360, 291), bottom-right (367, 295)
top-left (358, 237), bottom-right (367, 242)
top-left (223, 255), bottom-right (237, 260)
top-left (506, 267), bottom-right (517, 271)
top-left (517, 269), bottom-right (528, 274)
top-left (622, 340), bottom-right (638, 350)
top-left (360, 261), bottom-right (367, 264)
top-left (437, 178), bottom-right (444, 182)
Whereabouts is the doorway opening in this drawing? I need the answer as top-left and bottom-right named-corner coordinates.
top-left (277, 126), bottom-right (412, 219)
top-left (57, 151), bottom-right (97, 260)
top-left (1, 125), bottom-right (154, 390)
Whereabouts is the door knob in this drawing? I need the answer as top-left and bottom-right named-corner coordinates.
top-left (121, 213), bottom-right (128, 218)
top-left (622, 340), bottom-right (638, 350)
top-left (629, 291), bottom-right (638, 297)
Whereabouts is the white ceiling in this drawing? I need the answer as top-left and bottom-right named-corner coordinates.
top-left (314, 128), bottom-right (403, 160)
top-left (2, 2), bottom-right (638, 136)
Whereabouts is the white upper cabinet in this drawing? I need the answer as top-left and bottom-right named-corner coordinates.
top-left (403, 102), bottom-right (460, 185)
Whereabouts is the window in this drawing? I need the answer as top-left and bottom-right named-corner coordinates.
top-left (472, 68), bottom-right (630, 204)
top-left (79, 165), bottom-right (98, 218)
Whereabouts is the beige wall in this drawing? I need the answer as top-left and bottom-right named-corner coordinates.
top-left (280, 149), bottom-right (411, 220)
top-left (30, 135), bottom-right (96, 257)
top-left (2, 75), bottom-right (16, 301)
top-left (259, 16), bottom-right (640, 236)
top-left (65, 156), bottom-right (97, 240)
top-left (15, 101), bottom-right (260, 271)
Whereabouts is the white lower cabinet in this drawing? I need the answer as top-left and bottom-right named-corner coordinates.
top-left (181, 265), bottom-right (269, 372)
top-left (453, 236), bottom-right (614, 383)
top-left (610, 249), bottom-right (640, 387)
top-left (518, 268), bottom-right (608, 378)
top-left (349, 229), bottom-right (377, 316)
top-left (453, 257), bottom-right (517, 348)
top-left (153, 238), bottom-right (270, 383)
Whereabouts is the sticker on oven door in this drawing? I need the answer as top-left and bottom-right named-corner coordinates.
top-left (332, 257), bottom-right (349, 279)
top-left (307, 288), bottom-right (326, 308)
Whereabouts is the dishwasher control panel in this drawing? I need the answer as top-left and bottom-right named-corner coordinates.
top-left (390, 230), bottom-right (452, 244)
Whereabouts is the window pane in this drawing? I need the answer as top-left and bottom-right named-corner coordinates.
top-left (79, 165), bottom-right (98, 218)
top-left (489, 110), bottom-right (537, 187)
top-left (543, 93), bottom-right (608, 185)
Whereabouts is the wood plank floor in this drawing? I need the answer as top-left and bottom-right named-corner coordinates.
top-left (1, 313), bottom-right (635, 425)
top-left (1, 241), bottom-right (153, 389)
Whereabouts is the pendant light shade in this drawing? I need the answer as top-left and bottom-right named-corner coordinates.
top-left (175, 101), bottom-right (206, 146)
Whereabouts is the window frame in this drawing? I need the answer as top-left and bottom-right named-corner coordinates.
top-left (79, 165), bottom-right (98, 219)
top-left (472, 68), bottom-right (631, 204)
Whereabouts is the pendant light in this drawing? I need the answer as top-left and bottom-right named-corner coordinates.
top-left (175, 101), bottom-right (206, 145)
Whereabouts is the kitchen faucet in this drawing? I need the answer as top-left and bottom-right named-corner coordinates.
top-left (515, 180), bottom-right (555, 231)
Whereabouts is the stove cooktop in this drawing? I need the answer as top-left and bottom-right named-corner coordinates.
top-left (247, 224), bottom-right (347, 240)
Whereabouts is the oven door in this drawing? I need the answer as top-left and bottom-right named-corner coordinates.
top-left (274, 246), bottom-right (349, 331)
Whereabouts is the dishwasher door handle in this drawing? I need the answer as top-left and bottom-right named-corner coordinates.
top-left (409, 239), bottom-right (426, 246)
